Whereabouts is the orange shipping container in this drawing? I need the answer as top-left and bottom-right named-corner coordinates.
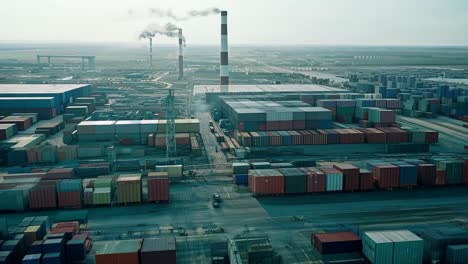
top-left (116, 175), bottom-right (142, 204)
top-left (249, 169), bottom-right (284, 195)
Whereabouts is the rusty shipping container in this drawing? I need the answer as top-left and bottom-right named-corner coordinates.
top-left (116, 175), bottom-right (142, 204)
top-left (312, 232), bottom-right (362, 254)
top-left (373, 164), bottom-right (399, 188)
top-left (58, 192), bottom-right (82, 208)
top-left (147, 173), bottom-right (169, 202)
top-left (29, 181), bottom-right (57, 209)
top-left (46, 168), bottom-right (75, 180)
top-left (359, 169), bottom-right (374, 191)
top-left (249, 169), bottom-right (284, 195)
top-left (333, 163), bottom-right (360, 191)
top-left (300, 167), bottom-right (326, 193)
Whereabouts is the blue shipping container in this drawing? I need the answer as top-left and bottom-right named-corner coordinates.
top-left (392, 162), bottom-right (417, 187)
top-left (42, 252), bottom-right (62, 264)
top-left (22, 254), bottom-right (41, 264)
top-left (234, 174), bottom-right (248, 186)
top-left (66, 239), bottom-right (86, 261)
top-left (42, 238), bottom-right (64, 254)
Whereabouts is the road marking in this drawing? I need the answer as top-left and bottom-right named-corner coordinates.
top-left (224, 187), bottom-right (231, 199)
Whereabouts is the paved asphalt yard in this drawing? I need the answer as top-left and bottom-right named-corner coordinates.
top-left (4, 181), bottom-right (468, 263)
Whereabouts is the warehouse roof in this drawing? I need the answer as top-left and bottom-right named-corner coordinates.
top-left (193, 84), bottom-right (347, 95)
top-left (0, 84), bottom-right (90, 94)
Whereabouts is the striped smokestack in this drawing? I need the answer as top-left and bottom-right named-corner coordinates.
top-left (149, 37), bottom-right (153, 69)
top-left (178, 28), bottom-right (183, 80)
top-left (220, 10), bottom-right (229, 89)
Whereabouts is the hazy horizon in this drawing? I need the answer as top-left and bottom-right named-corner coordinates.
top-left (1, 0), bottom-right (468, 46)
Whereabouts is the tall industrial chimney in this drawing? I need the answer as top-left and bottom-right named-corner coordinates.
top-left (178, 28), bottom-right (184, 80)
top-left (149, 37), bottom-right (153, 70)
top-left (220, 11), bottom-right (229, 90)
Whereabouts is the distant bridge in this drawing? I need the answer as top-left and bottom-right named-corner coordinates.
top-left (36, 55), bottom-right (95, 69)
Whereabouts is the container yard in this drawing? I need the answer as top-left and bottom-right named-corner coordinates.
top-left (1, 2), bottom-right (468, 263)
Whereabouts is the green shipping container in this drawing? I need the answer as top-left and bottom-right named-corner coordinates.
top-left (93, 187), bottom-right (111, 205)
top-left (437, 160), bottom-right (463, 184)
top-left (94, 178), bottom-right (113, 189)
top-left (363, 231), bottom-right (393, 264)
top-left (384, 230), bottom-right (423, 264)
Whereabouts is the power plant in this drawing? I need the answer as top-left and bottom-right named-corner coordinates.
top-left (1, 5), bottom-right (468, 264)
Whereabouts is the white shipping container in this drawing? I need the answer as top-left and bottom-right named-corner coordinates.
top-left (326, 173), bottom-right (343, 191)
top-left (155, 165), bottom-right (183, 178)
top-left (115, 120), bottom-right (141, 134)
top-left (77, 121), bottom-right (115, 135)
top-left (140, 120), bottom-right (158, 133)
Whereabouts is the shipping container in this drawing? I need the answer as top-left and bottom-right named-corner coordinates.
top-left (278, 168), bottom-right (307, 194)
top-left (147, 173), bottom-right (169, 202)
top-left (300, 167), bottom-right (326, 193)
top-left (318, 167), bottom-right (343, 191)
top-left (312, 232), bottom-right (362, 254)
top-left (359, 169), bottom-right (374, 191)
top-left (116, 175), bottom-right (141, 204)
top-left (95, 239), bottom-right (141, 264)
top-left (29, 181), bottom-right (57, 209)
top-left (333, 163), bottom-right (359, 191)
top-left (140, 237), bottom-right (176, 264)
top-left (417, 164), bottom-right (436, 186)
top-left (373, 164), bottom-right (399, 189)
top-left (392, 162), bottom-right (418, 187)
top-left (446, 244), bottom-right (468, 264)
top-left (249, 169), bottom-right (284, 195)
top-left (362, 231), bottom-right (393, 264)
top-left (155, 165), bottom-right (182, 178)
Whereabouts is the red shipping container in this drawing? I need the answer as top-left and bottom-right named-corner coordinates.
top-left (278, 121), bottom-right (293, 130)
top-left (436, 170), bottom-right (446, 185)
top-left (378, 127), bottom-right (408, 143)
top-left (373, 164), bottom-right (399, 188)
top-left (29, 182), bottom-right (57, 209)
top-left (58, 191), bottom-right (82, 208)
top-left (46, 168), bottom-right (75, 180)
top-left (358, 128), bottom-right (386, 144)
top-left (303, 168), bottom-right (326, 193)
top-left (359, 170), bottom-right (374, 190)
top-left (417, 164), bottom-right (436, 186)
top-left (238, 122), bottom-right (244, 132)
top-left (249, 170), bottom-right (284, 195)
top-left (312, 232), bottom-right (362, 254)
top-left (463, 160), bottom-right (468, 184)
top-left (425, 131), bottom-right (439, 143)
top-left (334, 163), bottom-right (360, 191)
top-left (147, 174), bottom-right (169, 202)
top-left (292, 120), bottom-right (306, 130)
top-left (258, 123), bottom-right (266, 131)
top-left (266, 121), bottom-right (280, 131)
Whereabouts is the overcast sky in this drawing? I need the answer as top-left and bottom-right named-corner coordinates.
top-left (1, 0), bottom-right (467, 46)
